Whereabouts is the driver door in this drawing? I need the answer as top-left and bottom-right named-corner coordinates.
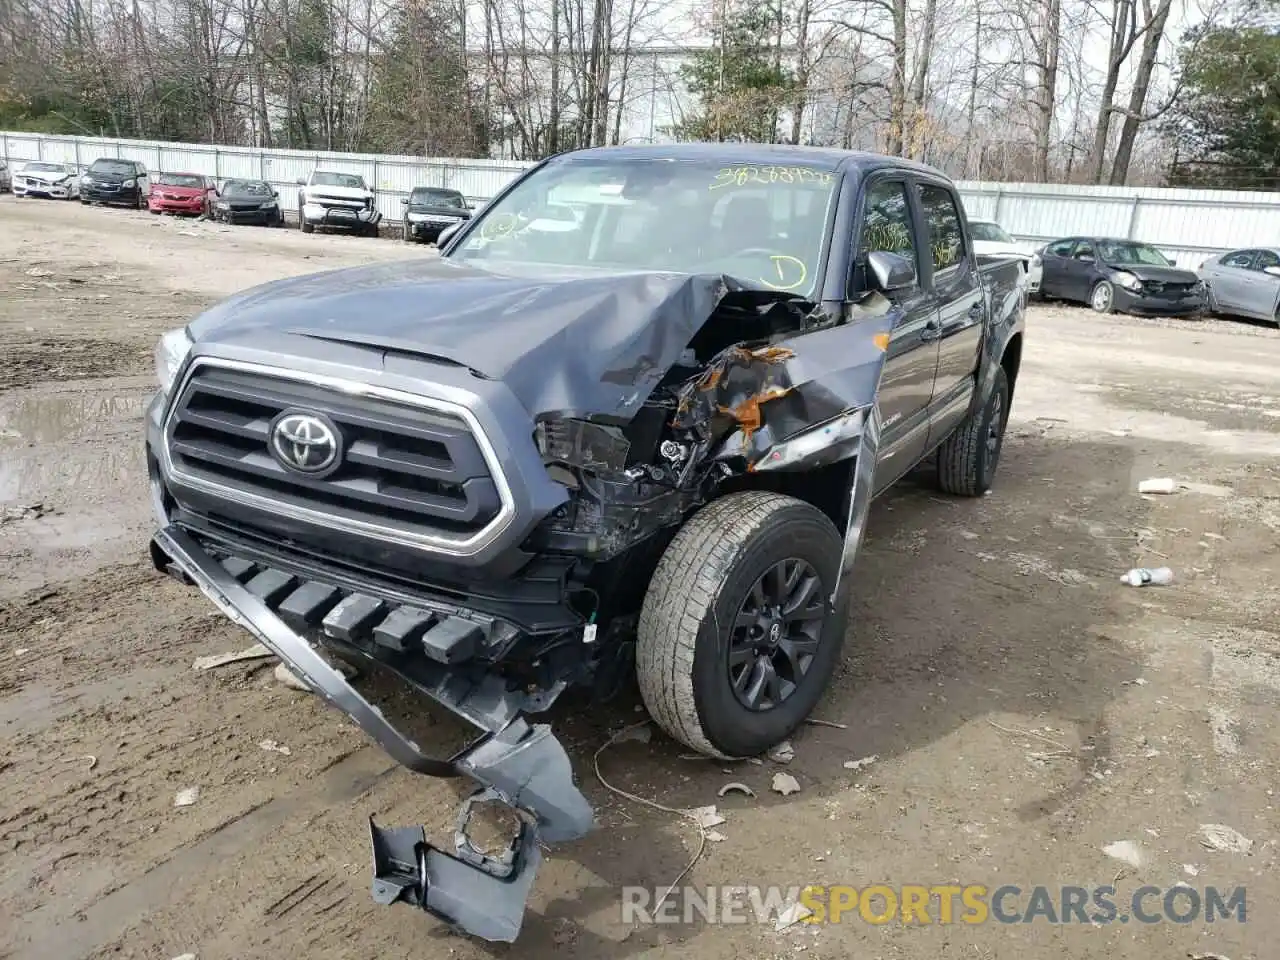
top-left (853, 177), bottom-right (941, 492)
top-left (1061, 240), bottom-right (1097, 302)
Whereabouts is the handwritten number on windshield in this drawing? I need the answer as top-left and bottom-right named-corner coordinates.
top-left (480, 213), bottom-right (519, 241)
top-left (709, 166), bottom-right (833, 190)
top-left (759, 255), bottom-right (808, 291)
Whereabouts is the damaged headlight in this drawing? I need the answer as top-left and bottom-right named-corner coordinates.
top-left (1113, 271), bottom-right (1143, 292)
top-left (534, 418), bottom-right (631, 474)
top-left (155, 327), bottom-right (194, 397)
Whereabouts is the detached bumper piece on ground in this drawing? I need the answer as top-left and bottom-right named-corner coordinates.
top-left (149, 525), bottom-right (593, 943)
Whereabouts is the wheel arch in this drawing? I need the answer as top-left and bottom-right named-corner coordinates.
top-left (1000, 331), bottom-right (1023, 405)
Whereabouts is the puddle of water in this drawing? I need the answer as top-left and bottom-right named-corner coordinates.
top-left (0, 392), bottom-right (149, 446)
top-left (0, 388), bottom-right (151, 504)
top-left (0, 448), bottom-right (142, 503)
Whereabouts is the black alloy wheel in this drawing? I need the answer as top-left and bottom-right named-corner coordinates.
top-left (726, 558), bottom-right (825, 712)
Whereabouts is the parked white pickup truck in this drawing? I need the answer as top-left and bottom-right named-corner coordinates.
top-left (295, 170), bottom-right (381, 236)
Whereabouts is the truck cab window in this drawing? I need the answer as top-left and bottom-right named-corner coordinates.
top-left (917, 184), bottom-right (966, 271)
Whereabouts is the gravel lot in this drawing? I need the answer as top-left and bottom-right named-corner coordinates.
top-left (2, 195), bottom-right (1278, 960)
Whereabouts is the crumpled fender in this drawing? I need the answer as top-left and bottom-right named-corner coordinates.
top-left (672, 295), bottom-right (897, 472)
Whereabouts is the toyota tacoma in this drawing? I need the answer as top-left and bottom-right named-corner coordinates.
top-left (146, 144), bottom-right (1026, 942)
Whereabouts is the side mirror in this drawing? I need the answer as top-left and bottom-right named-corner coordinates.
top-left (1264, 266), bottom-right (1280, 277)
top-left (866, 251), bottom-right (916, 293)
top-left (400, 197), bottom-right (409, 204)
top-left (296, 177), bottom-right (306, 185)
top-left (437, 222), bottom-right (463, 248)
top-left (272, 189), bottom-right (279, 198)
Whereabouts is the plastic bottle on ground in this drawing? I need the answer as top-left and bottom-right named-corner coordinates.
top-left (1120, 567), bottom-right (1173, 587)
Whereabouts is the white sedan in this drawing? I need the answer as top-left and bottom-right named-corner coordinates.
top-left (969, 219), bottom-right (1041, 290)
top-left (14, 161), bottom-right (81, 200)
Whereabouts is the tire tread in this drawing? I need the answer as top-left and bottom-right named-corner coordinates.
top-left (637, 491), bottom-right (836, 757)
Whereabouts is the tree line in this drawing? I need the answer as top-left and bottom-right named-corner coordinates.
top-left (0, 0), bottom-right (1276, 186)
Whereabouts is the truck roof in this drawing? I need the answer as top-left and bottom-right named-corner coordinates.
top-left (554, 142), bottom-right (947, 179)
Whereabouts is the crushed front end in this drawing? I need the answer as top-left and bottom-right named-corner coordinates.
top-left (144, 265), bottom-right (896, 942)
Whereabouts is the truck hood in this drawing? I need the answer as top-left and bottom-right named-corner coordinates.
top-left (185, 257), bottom-right (773, 420)
top-left (305, 184), bottom-right (371, 200)
top-left (972, 240), bottom-right (1031, 260)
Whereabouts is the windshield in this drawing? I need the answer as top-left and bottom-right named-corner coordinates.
top-left (158, 173), bottom-right (204, 188)
top-left (1098, 241), bottom-right (1171, 266)
top-left (23, 162), bottom-right (70, 174)
top-left (449, 158), bottom-right (839, 295)
top-left (224, 180), bottom-right (272, 197)
top-left (90, 159), bottom-right (135, 175)
top-left (311, 172), bottom-right (366, 189)
top-left (971, 222), bottom-right (1014, 243)
top-left (411, 188), bottom-right (465, 207)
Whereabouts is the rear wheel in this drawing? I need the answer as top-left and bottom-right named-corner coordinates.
top-left (936, 365), bottom-right (1009, 497)
top-left (637, 491), bottom-right (845, 758)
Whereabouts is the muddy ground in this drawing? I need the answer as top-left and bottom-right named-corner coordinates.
top-left (2, 195), bottom-right (1277, 960)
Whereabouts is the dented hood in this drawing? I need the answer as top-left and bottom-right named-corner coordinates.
top-left (187, 257), bottom-right (762, 420)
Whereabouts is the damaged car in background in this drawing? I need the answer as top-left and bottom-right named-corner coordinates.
top-left (145, 144), bottom-right (1026, 942)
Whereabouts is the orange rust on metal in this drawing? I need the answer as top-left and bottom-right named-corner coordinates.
top-left (718, 385), bottom-right (793, 442)
top-left (872, 332), bottom-right (890, 352)
top-left (697, 366), bottom-right (724, 391)
top-left (747, 345), bottom-right (796, 363)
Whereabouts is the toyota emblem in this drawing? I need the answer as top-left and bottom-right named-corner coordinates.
top-left (270, 411), bottom-right (341, 474)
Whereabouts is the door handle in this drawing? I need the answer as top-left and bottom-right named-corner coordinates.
top-left (921, 318), bottom-right (942, 341)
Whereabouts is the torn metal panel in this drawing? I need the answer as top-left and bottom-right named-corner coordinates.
top-left (672, 304), bottom-right (898, 473)
top-left (149, 525), bottom-right (594, 944)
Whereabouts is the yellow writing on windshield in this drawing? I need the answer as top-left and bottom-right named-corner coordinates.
top-left (758, 255), bottom-right (808, 291)
top-left (480, 213), bottom-right (519, 241)
top-left (710, 166), bottom-right (834, 190)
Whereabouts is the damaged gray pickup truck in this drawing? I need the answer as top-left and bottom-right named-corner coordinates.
top-left (145, 144), bottom-right (1026, 941)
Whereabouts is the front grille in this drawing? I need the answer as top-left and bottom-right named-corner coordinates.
top-left (310, 193), bottom-right (366, 208)
top-left (1143, 280), bottom-right (1195, 297)
top-left (165, 363), bottom-right (505, 545)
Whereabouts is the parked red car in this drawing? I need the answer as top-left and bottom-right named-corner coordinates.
top-left (148, 172), bottom-right (217, 217)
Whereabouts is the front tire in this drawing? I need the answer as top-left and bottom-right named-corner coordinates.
top-left (936, 365), bottom-right (1009, 497)
top-left (299, 210), bottom-right (314, 233)
top-left (637, 491), bottom-right (845, 758)
top-left (1090, 280), bottom-right (1115, 314)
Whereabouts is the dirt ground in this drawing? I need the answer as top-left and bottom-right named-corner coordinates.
top-left (2, 195), bottom-right (1277, 960)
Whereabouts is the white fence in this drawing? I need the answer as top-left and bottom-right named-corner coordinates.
top-left (5, 130), bottom-right (1280, 268)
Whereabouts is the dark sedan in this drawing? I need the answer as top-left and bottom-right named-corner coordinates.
top-left (401, 186), bottom-right (472, 243)
top-left (1034, 236), bottom-right (1206, 316)
top-left (80, 157), bottom-right (150, 208)
top-left (212, 179), bottom-right (285, 226)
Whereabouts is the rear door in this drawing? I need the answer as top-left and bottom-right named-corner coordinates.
top-left (1241, 249), bottom-right (1280, 320)
top-left (1038, 238), bottom-right (1077, 298)
top-left (853, 176), bottom-right (941, 492)
top-left (915, 179), bottom-right (983, 445)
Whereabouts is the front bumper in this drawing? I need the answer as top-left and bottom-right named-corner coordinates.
top-left (149, 525), bottom-right (593, 941)
top-left (151, 197), bottom-right (205, 214)
top-left (406, 217), bottom-right (466, 241)
top-left (302, 202), bottom-right (381, 229)
top-left (82, 183), bottom-right (141, 204)
top-left (16, 181), bottom-right (74, 198)
top-left (218, 206), bottom-right (279, 225)
top-left (1115, 287), bottom-right (1206, 316)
